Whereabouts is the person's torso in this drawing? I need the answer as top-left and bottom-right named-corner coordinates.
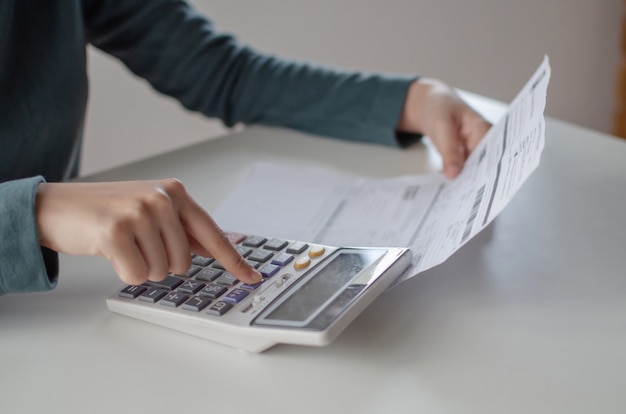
top-left (0, 0), bottom-right (88, 182)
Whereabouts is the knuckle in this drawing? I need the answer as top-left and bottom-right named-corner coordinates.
top-left (161, 178), bottom-right (186, 197)
top-left (143, 188), bottom-right (173, 214)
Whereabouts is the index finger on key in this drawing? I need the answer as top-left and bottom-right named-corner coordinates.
top-left (180, 199), bottom-right (262, 284)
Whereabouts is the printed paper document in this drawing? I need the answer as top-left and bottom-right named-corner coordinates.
top-left (214, 57), bottom-right (551, 283)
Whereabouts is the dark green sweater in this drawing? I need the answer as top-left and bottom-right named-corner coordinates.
top-left (0, 0), bottom-right (415, 294)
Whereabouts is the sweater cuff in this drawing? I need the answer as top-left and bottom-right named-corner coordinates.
top-left (357, 74), bottom-right (420, 147)
top-left (0, 177), bottom-right (59, 294)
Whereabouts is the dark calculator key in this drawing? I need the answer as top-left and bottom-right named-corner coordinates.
top-left (223, 288), bottom-right (249, 304)
top-left (211, 260), bottom-right (225, 270)
top-left (286, 242), bottom-right (308, 254)
top-left (192, 255), bottom-right (214, 266)
top-left (160, 292), bottom-right (189, 307)
top-left (258, 263), bottom-right (280, 278)
top-left (119, 285), bottom-right (147, 299)
top-left (215, 272), bottom-right (239, 286)
top-left (195, 268), bottom-right (223, 282)
top-left (271, 253), bottom-right (294, 266)
top-left (177, 279), bottom-right (205, 294)
top-left (263, 238), bottom-right (288, 251)
top-left (206, 301), bottom-right (233, 316)
top-left (236, 246), bottom-right (253, 257)
top-left (182, 296), bottom-right (212, 312)
top-left (139, 288), bottom-right (168, 303)
top-left (242, 235), bottom-right (267, 247)
top-left (246, 259), bottom-right (261, 269)
top-left (247, 249), bottom-right (273, 263)
top-left (178, 265), bottom-right (202, 278)
top-left (199, 283), bottom-right (228, 299)
top-left (144, 275), bottom-right (184, 291)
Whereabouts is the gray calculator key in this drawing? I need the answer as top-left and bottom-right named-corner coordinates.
top-left (177, 279), bottom-right (205, 294)
top-left (160, 292), bottom-right (189, 307)
top-left (144, 275), bottom-right (184, 291)
top-left (236, 246), bottom-right (253, 257)
top-left (215, 272), bottom-right (239, 286)
top-left (206, 301), bottom-right (233, 316)
top-left (242, 235), bottom-right (267, 247)
top-left (286, 242), bottom-right (308, 254)
top-left (119, 285), bottom-right (147, 299)
top-left (246, 259), bottom-right (261, 269)
top-left (192, 255), bottom-right (214, 266)
top-left (139, 288), bottom-right (168, 303)
top-left (211, 260), bottom-right (225, 270)
top-left (182, 296), bottom-right (212, 312)
top-left (263, 238), bottom-right (288, 251)
top-left (179, 264), bottom-right (203, 278)
top-left (198, 283), bottom-right (227, 299)
top-left (195, 267), bottom-right (223, 282)
top-left (247, 249), bottom-right (273, 263)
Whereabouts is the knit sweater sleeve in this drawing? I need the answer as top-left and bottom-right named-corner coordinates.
top-left (0, 177), bottom-right (58, 295)
top-left (82, 0), bottom-right (418, 147)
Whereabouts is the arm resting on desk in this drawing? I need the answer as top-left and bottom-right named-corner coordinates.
top-left (0, 177), bottom-right (58, 295)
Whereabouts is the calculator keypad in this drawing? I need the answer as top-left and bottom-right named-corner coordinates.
top-left (116, 234), bottom-right (329, 318)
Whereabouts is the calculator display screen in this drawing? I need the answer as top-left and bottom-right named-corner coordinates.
top-left (263, 251), bottom-right (381, 323)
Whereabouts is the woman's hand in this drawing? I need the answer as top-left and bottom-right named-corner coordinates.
top-left (35, 179), bottom-right (262, 286)
top-left (397, 78), bottom-right (492, 178)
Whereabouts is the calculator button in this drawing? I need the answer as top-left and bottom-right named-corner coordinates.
top-left (294, 256), bottom-right (311, 269)
top-left (286, 242), bottom-right (308, 254)
top-left (192, 255), bottom-right (214, 266)
top-left (242, 235), bottom-right (267, 247)
top-left (309, 245), bottom-right (325, 258)
top-left (247, 249), bottom-right (273, 263)
top-left (119, 285), bottom-right (147, 299)
top-left (271, 253), bottom-right (294, 266)
top-left (258, 263), bottom-right (280, 278)
top-left (223, 288), bottom-right (249, 304)
top-left (178, 265), bottom-right (203, 278)
top-left (246, 259), bottom-right (261, 269)
top-left (211, 260), bottom-right (225, 270)
top-left (236, 246), bottom-right (253, 257)
top-left (182, 296), bottom-right (212, 312)
top-left (253, 295), bottom-right (265, 305)
top-left (215, 272), bottom-right (239, 286)
top-left (199, 283), bottom-right (228, 299)
top-left (195, 268), bottom-right (223, 282)
top-left (177, 279), bottom-right (205, 294)
top-left (139, 288), bottom-right (168, 303)
top-left (160, 292), bottom-right (189, 307)
top-left (206, 301), bottom-right (233, 316)
top-left (144, 275), bottom-right (185, 291)
top-left (263, 238), bottom-right (288, 251)
top-left (240, 279), bottom-right (265, 290)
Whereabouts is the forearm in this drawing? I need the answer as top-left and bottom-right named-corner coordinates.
top-left (83, 0), bottom-right (416, 146)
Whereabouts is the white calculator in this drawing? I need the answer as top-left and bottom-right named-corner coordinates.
top-left (107, 233), bottom-right (412, 353)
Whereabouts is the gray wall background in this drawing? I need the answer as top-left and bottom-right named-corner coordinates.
top-left (81, 0), bottom-right (621, 175)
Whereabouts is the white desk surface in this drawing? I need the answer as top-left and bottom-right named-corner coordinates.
top-left (2, 93), bottom-right (626, 414)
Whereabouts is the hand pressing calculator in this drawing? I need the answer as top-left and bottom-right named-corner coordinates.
top-left (107, 233), bottom-right (412, 353)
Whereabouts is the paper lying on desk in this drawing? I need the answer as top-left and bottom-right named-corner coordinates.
top-left (214, 57), bottom-right (551, 284)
